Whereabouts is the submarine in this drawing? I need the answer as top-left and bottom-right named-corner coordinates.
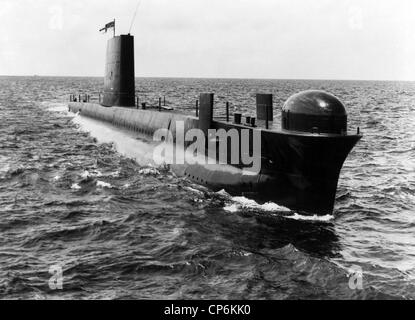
top-left (68, 32), bottom-right (362, 216)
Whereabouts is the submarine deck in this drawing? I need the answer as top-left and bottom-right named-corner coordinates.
top-left (77, 103), bottom-right (361, 139)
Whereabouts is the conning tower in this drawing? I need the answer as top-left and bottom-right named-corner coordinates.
top-left (102, 34), bottom-right (135, 107)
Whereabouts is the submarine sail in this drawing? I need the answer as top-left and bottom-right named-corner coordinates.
top-left (102, 34), bottom-right (135, 107)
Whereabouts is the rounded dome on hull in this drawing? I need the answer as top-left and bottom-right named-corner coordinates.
top-left (282, 90), bottom-right (348, 134)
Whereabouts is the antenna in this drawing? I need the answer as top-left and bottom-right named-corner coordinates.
top-left (129, 0), bottom-right (142, 34)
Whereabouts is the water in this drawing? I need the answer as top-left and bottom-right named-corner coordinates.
top-left (0, 76), bottom-right (414, 299)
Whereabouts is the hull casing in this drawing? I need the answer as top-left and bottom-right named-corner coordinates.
top-left (68, 102), bottom-right (361, 215)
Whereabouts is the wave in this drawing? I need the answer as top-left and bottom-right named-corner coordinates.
top-left (285, 213), bottom-right (334, 222)
top-left (96, 181), bottom-right (113, 189)
top-left (138, 167), bottom-right (161, 176)
top-left (41, 101), bottom-right (70, 114)
top-left (220, 192), bottom-right (334, 222)
top-left (223, 197), bottom-right (291, 213)
top-left (81, 170), bottom-right (103, 179)
top-left (71, 183), bottom-right (82, 190)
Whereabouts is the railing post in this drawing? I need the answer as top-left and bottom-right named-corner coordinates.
top-left (266, 107), bottom-right (269, 129)
top-left (234, 113), bottom-right (242, 124)
top-left (226, 102), bottom-right (230, 122)
top-left (196, 100), bottom-right (199, 117)
top-left (159, 97), bottom-right (162, 111)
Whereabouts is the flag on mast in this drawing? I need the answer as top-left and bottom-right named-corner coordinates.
top-left (99, 20), bottom-right (116, 36)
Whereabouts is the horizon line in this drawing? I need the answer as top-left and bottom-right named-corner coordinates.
top-left (0, 74), bottom-right (414, 83)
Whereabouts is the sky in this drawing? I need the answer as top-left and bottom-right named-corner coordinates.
top-left (0, 0), bottom-right (414, 81)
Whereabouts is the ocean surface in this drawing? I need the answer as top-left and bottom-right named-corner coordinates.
top-left (0, 76), bottom-right (414, 300)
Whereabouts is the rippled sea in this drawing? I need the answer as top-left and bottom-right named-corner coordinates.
top-left (0, 76), bottom-right (414, 300)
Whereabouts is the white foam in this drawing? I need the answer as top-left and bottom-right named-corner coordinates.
top-left (71, 115), bottom-right (158, 167)
top-left (42, 102), bottom-right (69, 114)
top-left (53, 175), bottom-right (61, 181)
top-left (81, 171), bottom-right (91, 179)
top-left (110, 171), bottom-right (120, 177)
top-left (71, 183), bottom-right (81, 190)
top-left (96, 181), bottom-right (112, 189)
top-left (223, 195), bottom-right (334, 222)
top-left (216, 189), bottom-right (231, 197)
top-left (139, 168), bottom-right (160, 176)
top-left (223, 204), bottom-right (240, 213)
top-left (81, 170), bottom-right (102, 179)
top-left (225, 196), bottom-right (292, 213)
top-left (0, 156), bottom-right (11, 176)
top-left (185, 186), bottom-right (204, 196)
top-left (285, 213), bottom-right (334, 222)
top-left (91, 170), bottom-right (103, 177)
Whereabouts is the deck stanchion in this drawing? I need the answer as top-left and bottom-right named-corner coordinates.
top-left (226, 102), bottom-right (230, 122)
top-left (266, 107), bottom-right (269, 129)
top-left (234, 113), bottom-right (242, 124)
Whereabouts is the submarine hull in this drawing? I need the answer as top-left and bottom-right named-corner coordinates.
top-left (184, 124), bottom-right (360, 215)
top-left (68, 102), bottom-right (361, 215)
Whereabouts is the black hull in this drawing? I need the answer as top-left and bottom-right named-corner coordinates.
top-left (68, 102), bottom-right (361, 215)
top-left (185, 121), bottom-right (361, 215)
